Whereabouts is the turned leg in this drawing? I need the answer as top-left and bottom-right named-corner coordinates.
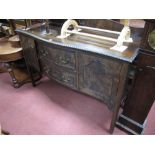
top-left (4, 62), bottom-right (20, 88)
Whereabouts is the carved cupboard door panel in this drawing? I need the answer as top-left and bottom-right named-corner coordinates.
top-left (78, 53), bottom-right (123, 109)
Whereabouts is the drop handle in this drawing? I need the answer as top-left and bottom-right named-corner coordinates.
top-left (55, 60), bottom-right (69, 65)
top-left (40, 49), bottom-right (48, 56)
top-left (61, 75), bottom-right (70, 82)
top-left (58, 56), bottom-right (69, 64)
top-left (63, 78), bottom-right (71, 82)
top-left (61, 60), bottom-right (69, 64)
top-left (43, 53), bottom-right (47, 56)
top-left (138, 68), bottom-right (143, 72)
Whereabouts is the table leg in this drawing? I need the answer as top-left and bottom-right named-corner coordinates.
top-left (109, 63), bottom-right (129, 134)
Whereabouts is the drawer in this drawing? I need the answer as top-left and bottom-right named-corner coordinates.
top-left (37, 43), bottom-right (76, 70)
top-left (134, 52), bottom-right (155, 68)
top-left (48, 66), bottom-right (77, 89)
top-left (39, 57), bottom-right (77, 89)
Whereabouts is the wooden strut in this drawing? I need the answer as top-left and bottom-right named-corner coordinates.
top-left (65, 30), bottom-right (118, 42)
top-left (77, 25), bottom-right (121, 35)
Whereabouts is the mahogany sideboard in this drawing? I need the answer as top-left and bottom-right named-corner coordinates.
top-left (16, 19), bottom-right (143, 133)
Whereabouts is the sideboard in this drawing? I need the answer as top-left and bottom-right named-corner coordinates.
top-left (16, 19), bottom-right (143, 133)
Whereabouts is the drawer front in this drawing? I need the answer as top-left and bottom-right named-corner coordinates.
top-left (39, 57), bottom-right (77, 89)
top-left (37, 43), bottom-right (76, 70)
top-left (134, 52), bottom-right (155, 68)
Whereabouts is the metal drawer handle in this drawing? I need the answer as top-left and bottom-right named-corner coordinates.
top-left (61, 60), bottom-right (69, 64)
top-left (63, 78), bottom-right (71, 82)
top-left (40, 49), bottom-right (48, 56)
top-left (57, 56), bottom-right (70, 64)
top-left (55, 59), bottom-right (69, 65)
top-left (61, 75), bottom-right (71, 82)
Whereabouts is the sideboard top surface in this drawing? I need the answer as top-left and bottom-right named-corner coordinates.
top-left (16, 21), bottom-right (142, 63)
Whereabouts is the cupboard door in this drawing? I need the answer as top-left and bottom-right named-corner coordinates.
top-left (78, 53), bottom-right (122, 109)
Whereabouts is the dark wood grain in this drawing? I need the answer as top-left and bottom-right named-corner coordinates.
top-left (117, 51), bottom-right (155, 134)
top-left (17, 19), bottom-right (143, 134)
top-left (19, 35), bottom-right (42, 86)
top-left (78, 52), bottom-right (123, 109)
